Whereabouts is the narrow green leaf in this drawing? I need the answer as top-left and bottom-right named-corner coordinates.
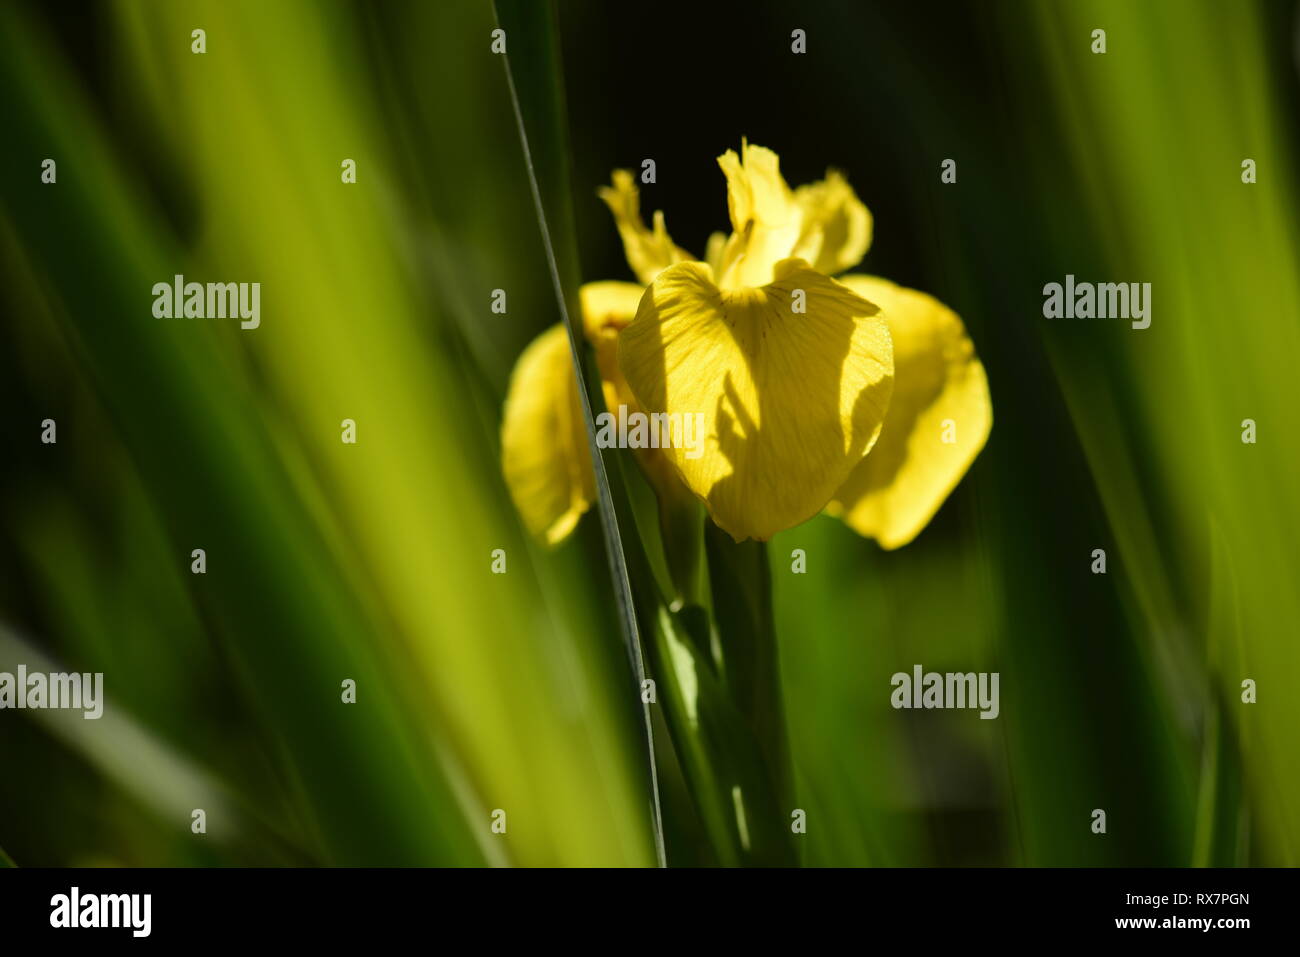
top-left (493, 0), bottom-right (665, 866)
top-left (0, 623), bottom-right (241, 842)
top-left (1194, 518), bottom-right (1248, 866)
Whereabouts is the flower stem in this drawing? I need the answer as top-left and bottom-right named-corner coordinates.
top-left (704, 523), bottom-right (798, 864)
top-left (659, 495), bottom-right (707, 612)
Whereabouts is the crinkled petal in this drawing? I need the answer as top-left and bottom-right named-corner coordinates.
top-left (597, 170), bottom-right (691, 285)
top-left (619, 259), bottom-right (894, 541)
top-left (828, 276), bottom-right (991, 549)
top-left (791, 170), bottom-right (873, 275)
top-left (715, 143), bottom-right (803, 290)
top-left (501, 324), bottom-right (595, 545)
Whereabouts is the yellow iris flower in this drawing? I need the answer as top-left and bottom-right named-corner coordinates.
top-left (501, 142), bottom-right (991, 547)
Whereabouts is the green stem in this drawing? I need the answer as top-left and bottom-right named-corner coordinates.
top-left (643, 604), bottom-right (746, 865)
top-left (645, 508), bottom-right (798, 865)
top-left (659, 496), bottom-right (706, 611)
top-left (704, 523), bottom-right (798, 864)
top-left (620, 450), bottom-right (797, 864)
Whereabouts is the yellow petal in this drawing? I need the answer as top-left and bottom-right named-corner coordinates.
top-left (579, 280), bottom-right (644, 418)
top-left (715, 143), bottom-right (803, 290)
top-left (704, 231), bottom-right (728, 275)
top-left (580, 279), bottom-right (646, 417)
top-left (619, 260), bottom-right (894, 541)
top-left (597, 170), bottom-right (691, 285)
top-left (581, 282), bottom-right (690, 505)
top-left (580, 280), bottom-right (645, 340)
top-left (501, 324), bottom-right (595, 545)
top-left (791, 170), bottom-right (873, 275)
top-left (828, 276), bottom-right (991, 549)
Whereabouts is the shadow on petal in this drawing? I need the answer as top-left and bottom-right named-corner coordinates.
top-left (829, 276), bottom-right (992, 549)
top-left (619, 260), bottom-right (894, 541)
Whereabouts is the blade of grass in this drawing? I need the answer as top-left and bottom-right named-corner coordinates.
top-left (0, 623), bottom-right (238, 841)
top-left (0, 4), bottom-right (488, 867)
top-left (1194, 517), bottom-right (1247, 866)
top-left (493, 0), bottom-right (665, 866)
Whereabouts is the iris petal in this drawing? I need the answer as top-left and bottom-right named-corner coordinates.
top-left (619, 259), bottom-right (894, 541)
top-left (580, 280), bottom-right (646, 420)
top-left (791, 170), bottom-right (873, 275)
top-left (828, 276), bottom-right (991, 549)
top-left (715, 143), bottom-right (804, 290)
top-left (580, 282), bottom-right (689, 503)
top-left (597, 170), bottom-right (691, 285)
top-left (501, 324), bottom-right (595, 545)
top-left (580, 280), bottom-right (644, 339)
